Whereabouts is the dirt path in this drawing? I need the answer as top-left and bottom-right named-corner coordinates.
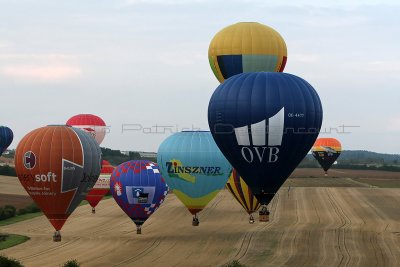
top-left (2, 188), bottom-right (400, 267)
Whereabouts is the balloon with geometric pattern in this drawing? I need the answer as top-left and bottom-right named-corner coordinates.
top-left (110, 160), bottom-right (168, 234)
top-left (209, 22), bottom-right (287, 83)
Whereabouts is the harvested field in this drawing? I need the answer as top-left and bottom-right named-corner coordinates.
top-left (1, 187), bottom-right (400, 267)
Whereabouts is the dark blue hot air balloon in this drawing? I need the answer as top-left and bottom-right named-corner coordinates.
top-left (0, 126), bottom-right (13, 156)
top-left (110, 160), bottom-right (168, 234)
top-left (208, 72), bottom-right (323, 218)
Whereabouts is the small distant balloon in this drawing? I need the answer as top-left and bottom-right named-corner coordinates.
top-left (209, 22), bottom-right (287, 83)
top-left (0, 126), bottom-right (13, 157)
top-left (312, 138), bottom-right (342, 175)
top-left (86, 160), bottom-right (114, 213)
top-left (226, 169), bottom-right (261, 224)
top-left (66, 114), bottom-right (106, 145)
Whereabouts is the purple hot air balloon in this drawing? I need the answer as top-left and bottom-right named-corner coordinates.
top-left (110, 160), bottom-right (168, 234)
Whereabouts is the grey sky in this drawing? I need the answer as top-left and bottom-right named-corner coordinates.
top-left (1, 0), bottom-right (399, 153)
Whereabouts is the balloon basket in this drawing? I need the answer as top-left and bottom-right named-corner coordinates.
top-left (136, 225), bottom-right (142, 235)
top-left (259, 214), bottom-right (269, 222)
top-left (92, 207), bottom-right (96, 214)
top-left (259, 206), bottom-right (270, 222)
top-left (192, 214), bottom-right (200, 226)
top-left (249, 215), bottom-right (255, 224)
top-left (53, 231), bottom-right (61, 242)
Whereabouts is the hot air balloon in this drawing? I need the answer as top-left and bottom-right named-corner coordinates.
top-left (110, 160), bottom-right (168, 234)
top-left (208, 72), bottom-right (323, 220)
top-left (66, 114), bottom-right (106, 145)
top-left (226, 169), bottom-right (261, 224)
top-left (157, 131), bottom-right (232, 226)
top-left (209, 22), bottom-right (287, 83)
top-left (311, 138), bottom-right (342, 176)
top-left (0, 126), bottom-right (13, 157)
top-left (86, 160), bottom-right (114, 213)
top-left (15, 125), bottom-right (101, 241)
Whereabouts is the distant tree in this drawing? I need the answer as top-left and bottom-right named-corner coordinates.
top-left (62, 259), bottom-right (80, 267)
top-left (0, 165), bottom-right (16, 176)
top-left (0, 255), bottom-right (24, 267)
top-left (0, 205), bottom-right (16, 220)
top-left (220, 260), bottom-right (247, 267)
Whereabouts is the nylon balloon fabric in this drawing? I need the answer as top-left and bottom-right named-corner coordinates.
top-left (208, 72), bottom-right (323, 205)
top-left (110, 160), bottom-right (168, 229)
top-left (209, 22), bottom-right (287, 83)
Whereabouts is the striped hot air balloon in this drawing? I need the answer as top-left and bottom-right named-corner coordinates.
top-left (209, 22), bottom-right (287, 83)
top-left (226, 169), bottom-right (261, 223)
top-left (86, 160), bottom-right (114, 213)
top-left (157, 131), bottom-right (232, 226)
top-left (14, 125), bottom-right (102, 241)
top-left (311, 138), bottom-right (342, 176)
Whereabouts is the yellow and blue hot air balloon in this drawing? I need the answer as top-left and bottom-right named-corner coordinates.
top-left (226, 169), bottom-right (261, 224)
top-left (208, 22), bottom-right (287, 83)
top-left (157, 131), bottom-right (232, 226)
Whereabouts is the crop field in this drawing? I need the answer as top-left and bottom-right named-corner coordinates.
top-left (1, 169), bottom-right (399, 266)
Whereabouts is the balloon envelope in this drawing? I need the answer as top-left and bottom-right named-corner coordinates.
top-left (311, 138), bottom-right (342, 174)
top-left (157, 131), bottom-right (232, 215)
top-left (86, 160), bottom-right (114, 210)
top-left (110, 160), bottom-right (168, 228)
top-left (0, 126), bottom-right (13, 156)
top-left (226, 169), bottom-right (260, 215)
top-left (209, 22), bottom-right (287, 83)
top-left (208, 72), bottom-right (323, 205)
top-left (15, 125), bottom-right (102, 231)
top-left (66, 114), bottom-right (106, 145)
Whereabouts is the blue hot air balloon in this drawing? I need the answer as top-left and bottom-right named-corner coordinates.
top-left (208, 72), bottom-right (323, 219)
top-left (0, 126), bottom-right (13, 156)
top-left (157, 131), bottom-right (232, 226)
top-left (110, 160), bottom-right (168, 234)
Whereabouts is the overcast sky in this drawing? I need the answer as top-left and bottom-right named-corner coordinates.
top-left (1, 0), bottom-right (399, 154)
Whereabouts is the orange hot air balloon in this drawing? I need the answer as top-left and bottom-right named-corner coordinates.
top-left (15, 125), bottom-right (102, 241)
top-left (311, 138), bottom-right (342, 176)
top-left (86, 160), bottom-right (114, 214)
